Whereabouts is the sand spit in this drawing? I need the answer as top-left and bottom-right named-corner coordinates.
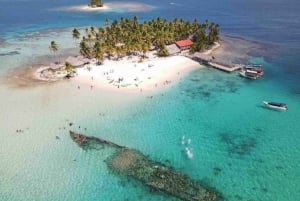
top-left (4, 65), bottom-right (57, 88)
top-left (53, 2), bottom-right (154, 13)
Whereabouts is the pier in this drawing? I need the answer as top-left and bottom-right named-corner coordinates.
top-left (191, 52), bottom-right (242, 73)
top-left (207, 62), bottom-right (242, 72)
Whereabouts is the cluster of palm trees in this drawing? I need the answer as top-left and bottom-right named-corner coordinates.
top-left (88, 0), bottom-right (103, 8)
top-left (49, 41), bottom-right (76, 74)
top-left (72, 17), bottom-right (219, 62)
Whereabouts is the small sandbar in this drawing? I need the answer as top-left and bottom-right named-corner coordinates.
top-left (4, 65), bottom-right (53, 88)
top-left (55, 5), bottom-right (111, 12)
top-left (53, 2), bottom-right (154, 13)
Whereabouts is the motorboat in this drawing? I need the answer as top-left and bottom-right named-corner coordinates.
top-left (263, 101), bottom-right (288, 110)
top-left (239, 69), bottom-right (260, 79)
top-left (244, 64), bottom-right (264, 76)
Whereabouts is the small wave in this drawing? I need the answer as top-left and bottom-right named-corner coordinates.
top-left (170, 2), bottom-right (181, 6)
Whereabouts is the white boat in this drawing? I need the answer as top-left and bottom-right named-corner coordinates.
top-left (240, 70), bottom-right (260, 79)
top-left (263, 101), bottom-right (288, 110)
top-left (243, 64), bottom-right (264, 76)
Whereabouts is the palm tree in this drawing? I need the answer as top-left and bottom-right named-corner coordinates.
top-left (90, 26), bottom-right (96, 36)
top-left (133, 16), bottom-right (139, 29)
top-left (79, 40), bottom-right (91, 58)
top-left (89, 0), bottom-right (103, 7)
top-left (157, 44), bottom-right (169, 57)
top-left (75, 17), bottom-right (219, 58)
top-left (64, 62), bottom-right (75, 74)
top-left (72, 28), bottom-right (80, 45)
top-left (93, 42), bottom-right (104, 64)
top-left (141, 42), bottom-right (150, 58)
top-left (105, 18), bottom-right (109, 27)
top-left (49, 41), bottom-right (59, 63)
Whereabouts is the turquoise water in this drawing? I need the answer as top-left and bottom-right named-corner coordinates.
top-left (2, 53), bottom-right (299, 201)
top-left (1, 0), bottom-right (300, 201)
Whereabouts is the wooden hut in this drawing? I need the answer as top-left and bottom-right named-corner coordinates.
top-left (175, 39), bottom-right (193, 51)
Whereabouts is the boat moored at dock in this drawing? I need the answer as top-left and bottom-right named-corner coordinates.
top-left (240, 64), bottom-right (264, 79)
top-left (240, 69), bottom-right (260, 79)
top-left (244, 64), bottom-right (264, 76)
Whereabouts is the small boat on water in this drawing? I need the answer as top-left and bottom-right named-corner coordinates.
top-left (240, 69), bottom-right (260, 79)
top-left (244, 64), bottom-right (264, 76)
top-left (263, 101), bottom-right (288, 110)
top-left (240, 64), bottom-right (264, 79)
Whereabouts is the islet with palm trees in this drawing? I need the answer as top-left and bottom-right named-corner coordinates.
top-left (42, 16), bottom-right (220, 90)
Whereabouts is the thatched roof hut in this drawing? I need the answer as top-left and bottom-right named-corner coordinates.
top-left (166, 44), bottom-right (181, 55)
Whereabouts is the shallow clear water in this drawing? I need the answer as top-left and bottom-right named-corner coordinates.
top-left (0, 0), bottom-right (300, 201)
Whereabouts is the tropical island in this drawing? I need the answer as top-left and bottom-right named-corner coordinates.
top-left (75, 17), bottom-right (219, 60)
top-left (36, 17), bottom-right (221, 92)
top-left (88, 0), bottom-right (103, 8)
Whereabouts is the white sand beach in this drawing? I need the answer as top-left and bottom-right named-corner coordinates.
top-left (54, 5), bottom-right (111, 12)
top-left (73, 55), bottom-right (202, 93)
top-left (53, 2), bottom-right (154, 13)
top-left (31, 42), bottom-right (222, 94)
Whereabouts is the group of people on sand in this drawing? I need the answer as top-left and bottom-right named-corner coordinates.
top-left (163, 80), bottom-right (172, 85)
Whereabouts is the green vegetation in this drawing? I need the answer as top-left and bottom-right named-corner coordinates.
top-left (76, 17), bottom-right (219, 60)
top-left (157, 44), bottom-right (169, 57)
top-left (72, 28), bottom-right (80, 43)
top-left (49, 41), bottom-right (58, 53)
top-left (64, 62), bottom-right (75, 74)
top-left (49, 41), bottom-right (59, 63)
top-left (88, 0), bottom-right (103, 8)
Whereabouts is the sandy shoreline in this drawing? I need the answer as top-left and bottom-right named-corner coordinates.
top-left (7, 41), bottom-right (224, 92)
top-left (57, 5), bottom-right (111, 12)
top-left (53, 2), bottom-right (154, 13)
top-left (73, 55), bottom-right (203, 93)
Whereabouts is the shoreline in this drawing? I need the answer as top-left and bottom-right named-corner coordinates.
top-left (53, 2), bottom-right (154, 13)
top-left (57, 5), bottom-right (111, 12)
top-left (72, 55), bottom-right (203, 94)
top-left (6, 41), bottom-right (224, 92)
top-left (29, 41), bottom-right (221, 94)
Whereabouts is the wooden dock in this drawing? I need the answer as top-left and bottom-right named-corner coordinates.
top-left (190, 53), bottom-right (242, 73)
top-left (208, 62), bottom-right (242, 73)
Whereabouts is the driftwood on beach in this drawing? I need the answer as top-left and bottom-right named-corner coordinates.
top-left (70, 131), bottom-right (219, 201)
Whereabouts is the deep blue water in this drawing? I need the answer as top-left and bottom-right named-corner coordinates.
top-left (1, 0), bottom-right (300, 47)
top-left (1, 0), bottom-right (299, 87)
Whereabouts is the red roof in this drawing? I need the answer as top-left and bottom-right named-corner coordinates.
top-left (175, 39), bottom-right (193, 48)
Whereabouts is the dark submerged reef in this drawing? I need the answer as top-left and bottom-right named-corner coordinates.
top-left (0, 51), bottom-right (20, 56)
top-left (219, 133), bottom-right (257, 157)
top-left (180, 73), bottom-right (240, 101)
top-left (70, 131), bottom-right (219, 201)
